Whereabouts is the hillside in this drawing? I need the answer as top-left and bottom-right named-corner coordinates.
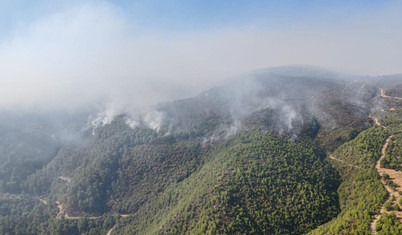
top-left (1, 66), bottom-right (402, 235)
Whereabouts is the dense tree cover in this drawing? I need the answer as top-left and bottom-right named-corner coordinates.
top-left (0, 125), bottom-right (60, 194)
top-left (310, 127), bottom-right (389, 234)
top-left (318, 126), bottom-right (365, 153)
top-left (376, 213), bottom-right (402, 234)
top-left (312, 91), bottom-right (402, 234)
top-left (380, 133), bottom-right (402, 170)
top-left (109, 139), bottom-right (203, 213)
top-left (0, 111), bottom-right (88, 195)
top-left (109, 131), bottom-right (340, 234)
top-left (332, 127), bottom-right (388, 167)
top-left (378, 109), bottom-right (402, 127)
top-left (24, 120), bottom-right (161, 213)
top-left (385, 84), bottom-right (402, 98)
top-left (0, 192), bottom-right (116, 235)
top-left (57, 129), bottom-right (203, 216)
top-left (310, 168), bottom-right (387, 235)
top-left (0, 194), bottom-right (51, 235)
top-left (0, 74), bottom-right (400, 235)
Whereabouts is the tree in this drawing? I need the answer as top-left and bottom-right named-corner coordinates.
top-left (384, 201), bottom-right (392, 211)
top-left (383, 173), bottom-right (390, 180)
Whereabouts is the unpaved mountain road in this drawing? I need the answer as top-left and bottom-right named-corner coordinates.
top-left (370, 136), bottom-right (399, 234)
top-left (370, 135), bottom-right (402, 234)
top-left (369, 115), bottom-right (382, 127)
top-left (329, 155), bottom-right (361, 169)
top-left (39, 198), bottom-right (47, 205)
top-left (58, 176), bottom-right (71, 183)
top-left (380, 88), bottom-right (402, 101)
top-left (56, 201), bottom-right (102, 220)
top-left (369, 88), bottom-right (402, 234)
top-left (106, 228), bottom-right (114, 235)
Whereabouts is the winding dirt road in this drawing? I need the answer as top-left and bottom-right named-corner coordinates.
top-left (55, 176), bottom-right (103, 220)
top-left (369, 115), bottom-right (382, 127)
top-left (368, 88), bottom-right (402, 234)
top-left (369, 136), bottom-right (401, 234)
top-left (58, 176), bottom-right (71, 183)
top-left (380, 88), bottom-right (402, 101)
top-left (105, 215), bottom-right (130, 235)
top-left (55, 195), bottom-right (128, 235)
top-left (106, 228), bottom-right (114, 235)
top-left (329, 155), bottom-right (361, 169)
top-left (56, 201), bottom-right (102, 220)
top-left (370, 135), bottom-right (402, 234)
top-left (39, 198), bottom-right (47, 205)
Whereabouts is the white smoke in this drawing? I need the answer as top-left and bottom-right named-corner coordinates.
top-left (144, 111), bottom-right (164, 132)
top-left (89, 106), bottom-right (165, 134)
top-left (125, 118), bottom-right (139, 129)
top-left (90, 108), bottom-right (117, 135)
top-left (0, 1), bottom-right (402, 113)
top-left (282, 105), bottom-right (298, 131)
top-left (225, 81), bottom-right (303, 137)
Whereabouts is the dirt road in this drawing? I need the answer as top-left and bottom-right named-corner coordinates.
top-left (106, 228), bottom-right (114, 235)
top-left (370, 136), bottom-right (402, 234)
top-left (380, 88), bottom-right (402, 101)
top-left (56, 201), bottom-right (102, 220)
top-left (369, 115), bottom-right (382, 127)
top-left (58, 176), bottom-right (71, 183)
top-left (329, 155), bottom-right (361, 169)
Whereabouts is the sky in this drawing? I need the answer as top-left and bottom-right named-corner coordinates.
top-left (0, 0), bottom-right (401, 111)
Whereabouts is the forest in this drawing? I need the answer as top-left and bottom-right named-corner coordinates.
top-left (0, 70), bottom-right (401, 234)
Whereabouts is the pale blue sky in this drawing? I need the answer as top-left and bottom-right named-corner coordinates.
top-left (0, 0), bottom-right (396, 34)
top-left (0, 0), bottom-right (401, 110)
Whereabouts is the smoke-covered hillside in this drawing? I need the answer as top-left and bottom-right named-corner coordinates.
top-left (1, 66), bottom-right (402, 234)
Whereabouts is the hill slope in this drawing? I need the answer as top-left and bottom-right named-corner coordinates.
top-left (1, 66), bottom-right (402, 235)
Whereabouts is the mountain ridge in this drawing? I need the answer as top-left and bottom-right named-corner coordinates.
top-left (1, 66), bottom-right (402, 234)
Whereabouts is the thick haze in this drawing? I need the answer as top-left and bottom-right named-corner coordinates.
top-left (0, 0), bottom-right (402, 112)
